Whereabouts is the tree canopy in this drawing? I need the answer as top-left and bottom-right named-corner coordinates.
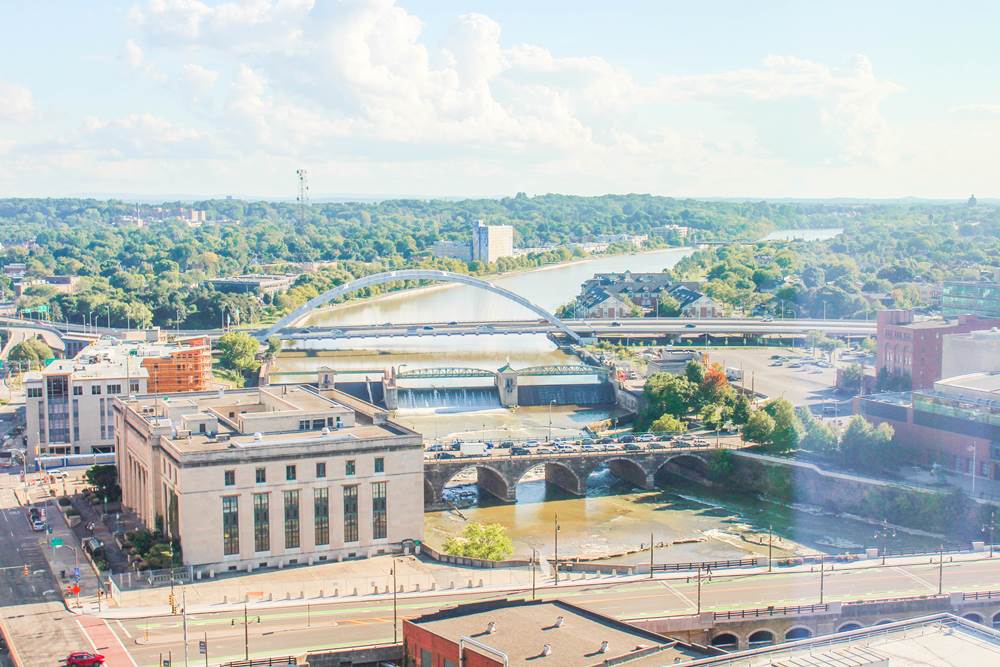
top-left (442, 522), bottom-right (514, 561)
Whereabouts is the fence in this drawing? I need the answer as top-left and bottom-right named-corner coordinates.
top-left (714, 603), bottom-right (830, 620)
top-left (417, 542), bottom-right (533, 569)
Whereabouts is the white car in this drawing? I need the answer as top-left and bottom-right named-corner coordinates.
top-left (31, 519), bottom-right (46, 532)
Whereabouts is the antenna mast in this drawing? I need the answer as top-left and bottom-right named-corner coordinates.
top-left (296, 168), bottom-right (309, 226)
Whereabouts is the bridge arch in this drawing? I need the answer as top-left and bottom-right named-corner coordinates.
top-left (836, 622), bottom-right (863, 632)
top-left (784, 626), bottom-right (812, 641)
top-left (257, 269), bottom-right (581, 342)
top-left (601, 457), bottom-right (653, 490)
top-left (992, 611), bottom-right (1000, 629)
top-left (962, 612), bottom-right (985, 625)
top-left (746, 629), bottom-right (775, 648)
top-left (709, 633), bottom-right (738, 650)
top-left (653, 453), bottom-right (710, 485)
top-left (516, 461), bottom-right (585, 498)
top-left (440, 463), bottom-right (513, 505)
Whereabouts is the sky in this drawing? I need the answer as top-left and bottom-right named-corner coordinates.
top-left (1, 0), bottom-right (999, 200)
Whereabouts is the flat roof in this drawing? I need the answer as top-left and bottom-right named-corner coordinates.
top-left (681, 614), bottom-right (1000, 666)
top-left (408, 599), bottom-right (708, 665)
top-left (25, 336), bottom-right (208, 382)
top-left (936, 371), bottom-right (1000, 395)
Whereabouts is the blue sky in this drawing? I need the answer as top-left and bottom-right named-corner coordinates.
top-left (1, 1), bottom-right (999, 199)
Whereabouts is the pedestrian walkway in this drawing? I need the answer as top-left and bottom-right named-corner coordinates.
top-left (69, 493), bottom-right (130, 574)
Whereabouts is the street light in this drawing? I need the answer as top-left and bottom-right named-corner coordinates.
top-left (875, 519), bottom-right (896, 565)
top-left (54, 544), bottom-right (80, 608)
top-left (391, 558), bottom-right (399, 644)
top-left (983, 510), bottom-right (996, 558)
top-left (547, 399), bottom-right (556, 442)
top-left (553, 514), bottom-right (561, 585)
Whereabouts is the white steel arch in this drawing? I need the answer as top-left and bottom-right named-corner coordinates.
top-left (257, 269), bottom-right (581, 342)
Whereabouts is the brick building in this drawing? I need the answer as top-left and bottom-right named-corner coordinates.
top-left (875, 310), bottom-right (1000, 389)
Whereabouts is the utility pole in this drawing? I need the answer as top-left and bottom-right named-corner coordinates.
top-left (938, 545), bottom-right (944, 595)
top-left (531, 549), bottom-right (537, 599)
top-left (182, 585), bottom-right (189, 667)
top-left (696, 566), bottom-right (702, 614)
top-left (767, 525), bottom-right (773, 572)
top-left (649, 532), bottom-right (654, 579)
top-left (392, 560), bottom-right (398, 644)
top-left (296, 168), bottom-right (309, 227)
top-left (554, 514), bottom-right (560, 585)
top-left (243, 602), bottom-right (249, 661)
top-left (990, 511), bottom-right (996, 558)
top-left (819, 557), bottom-right (825, 604)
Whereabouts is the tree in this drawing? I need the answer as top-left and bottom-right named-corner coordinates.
top-left (684, 359), bottom-right (705, 385)
top-left (84, 464), bottom-right (121, 502)
top-left (442, 522), bottom-right (514, 561)
top-left (840, 363), bottom-right (863, 394)
top-left (763, 398), bottom-right (803, 452)
top-left (642, 373), bottom-right (697, 423)
top-left (8, 337), bottom-right (53, 365)
top-left (650, 414), bottom-right (686, 433)
top-left (266, 336), bottom-right (282, 359)
top-left (217, 332), bottom-right (261, 372)
top-left (797, 408), bottom-right (838, 454)
top-left (698, 363), bottom-right (730, 406)
top-left (731, 394), bottom-right (752, 425)
top-left (743, 410), bottom-right (776, 444)
top-left (656, 292), bottom-right (681, 317)
top-left (840, 416), bottom-right (895, 472)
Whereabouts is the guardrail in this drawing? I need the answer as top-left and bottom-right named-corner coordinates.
top-left (714, 603), bottom-right (830, 620)
top-left (963, 590), bottom-right (1000, 601)
top-left (221, 657), bottom-right (297, 667)
top-left (653, 558), bottom-right (761, 573)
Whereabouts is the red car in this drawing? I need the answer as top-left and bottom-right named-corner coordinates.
top-left (65, 652), bottom-right (105, 666)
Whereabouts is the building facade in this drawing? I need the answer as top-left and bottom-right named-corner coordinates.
top-left (24, 335), bottom-right (212, 462)
top-left (856, 372), bottom-right (1000, 483)
top-left (114, 385), bottom-right (423, 570)
top-left (206, 274), bottom-right (297, 298)
top-left (875, 310), bottom-right (1000, 389)
top-left (941, 328), bottom-right (1000, 379)
top-left (471, 220), bottom-right (514, 264)
top-left (942, 271), bottom-right (1000, 319)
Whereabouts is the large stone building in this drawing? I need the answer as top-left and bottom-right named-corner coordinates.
top-left (114, 385), bottom-right (423, 571)
top-left (471, 220), bottom-right (514, 264)
top-left (856, 372), bottom-right (1000, 483)
top-left (941, 327), bottom-right (1000, 379)
top-left (875, 309), bottom-right (1000, 389)
top-left (206, 274), bottom-right (297, 298)
top-left (24, 335), bottom-right (212, 462)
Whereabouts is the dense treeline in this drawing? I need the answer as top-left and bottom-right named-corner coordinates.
top-left (2, 195), bottom-right (990, 328)
top-left (672, 202), bottom-right (1000, 318)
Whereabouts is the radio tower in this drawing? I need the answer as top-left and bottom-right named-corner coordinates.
top-left (296, 168), bottom-right (309, 226)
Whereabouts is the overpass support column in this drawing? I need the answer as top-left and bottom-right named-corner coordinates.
top-left (496, 365), bottom-right (519, 408)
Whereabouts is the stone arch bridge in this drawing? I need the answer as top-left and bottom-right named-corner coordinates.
top-left (423, 448), bottom-right (715, 508)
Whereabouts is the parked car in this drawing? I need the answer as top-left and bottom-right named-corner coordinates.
top-left (64, 652), bottom-right (105, 666)
top-left (31, 519), bottom-right (46, 532)
top-left (524, 440), bottom-right (541, 448)
top-left (636, 434), bottom-right (657, 442)
top-left (500, 440), bottom-right (515, 448)
top-left (611, 321), bottom-right (623, 327)
top-left (426, 444), bottom-right (444, 452)
top-left (511, 447), bottom-right (530, 456)
top-left (619, 434), bottom-right (636, 443)
top-left (623, 443), bottom-right (642, 451)
top-left (436, 452), bottom-right (456, 460)
top-left (581, 444), bottom-right (599, 452)
top-left (598, 437), bottom-right (614, 444)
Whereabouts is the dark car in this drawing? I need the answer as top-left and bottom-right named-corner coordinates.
top-left (437, 452), bottom-right (456, 460)
top-left (422, 325), bottom-right (434, 331)
top-left (619, 434), bottom-right (636, 443)
top-left (426, 444), bottom-right (444, 452)
top-left (685, 323), bottom-right (697, 328)
top-left (448, 441), bottom-right (462, 451)
top-left (500, 440), bottom-right (515, 448)
top-left (511, 447), bottom-right (530, 456)
top-left (611, 321), bottom-right (623, 327)
top-left (65, 653), bottom-right (105, 667)
top-left (598, 437), bottom-right (614, 444)
top-left (623, 443), bottom-right (642, 451)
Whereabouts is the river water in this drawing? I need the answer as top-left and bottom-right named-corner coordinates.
top-left (274, 233), bottom-right (946, 562)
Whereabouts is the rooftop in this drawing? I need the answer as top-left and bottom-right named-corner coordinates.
top-left (681, 614), bottom-right (1000, 666)
top-left (407, 599), bottom-right (709, 665)
top-left (935, 371), bottom-right (1000, 396)
top-left (25, 335), bottom-right (208, 382)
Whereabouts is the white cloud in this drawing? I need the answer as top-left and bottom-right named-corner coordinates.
top-left (951, 103), bottom-right (1000, 115)
top-left (82, 113), bottom-right (213, 158)
top-left (182, 63), bottom-right (219, 91)
top-left (124, 38), bottom-right (145, 69)
top-left (0, 82), bottom-right (35, 122)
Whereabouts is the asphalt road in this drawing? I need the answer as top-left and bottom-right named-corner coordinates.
top-left (99, 556), bottom-right (1000, 666)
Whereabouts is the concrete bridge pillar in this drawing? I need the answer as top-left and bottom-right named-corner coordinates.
top-left (477, 466), bottom-right (515, 503)
top-left (607, 459), bottom-right (655, 490)
top-left (318, 367), bottom-right (335, 390)
top-left (496, 364), bottom-right (518, 407)
top-left (383, 367), bottom-right (398, 411)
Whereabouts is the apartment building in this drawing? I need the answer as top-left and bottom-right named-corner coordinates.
top-left (471, 220), bottom-right (515, 264)
top-left (942, 270), bottom-right (1000, 319)
top-left (24, 335), bottom-right (212, 462)
top-left (114, 385), bottom-right (423, 571)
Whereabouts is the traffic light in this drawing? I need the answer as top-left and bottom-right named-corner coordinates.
top-left (22, 564), bottom-right (28, 577)
top-left (168, 592), bottom-right (177, 615)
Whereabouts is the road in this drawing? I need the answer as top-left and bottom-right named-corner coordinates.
top-left (1, 555), bottom-right (985, 666)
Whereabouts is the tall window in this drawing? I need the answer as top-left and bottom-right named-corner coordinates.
top-left (224, 470), bottom-right (235, 486)
top-left (314, 488), bottom-right (329, 546)
top-left (315, 462), bottom-right (326, 478)
top-left (343, 486), bottom-right (358, 543)
top-left (222, 496), bottom-right (239, 556)
top-left (372, 482), bottom-right (387, 540)
top-left (286, 465), bottom-right (296, 481)
top-left (253, 493), bottom-right (270, 552)
top-left (283, 490), bottom-right (300, 549)
top-left (72, 399), bottom-right (80, 442)
top-left (345, 460), bottom-right (356, 477)
top-left (374, 457), bottom-right (385, 474)
top-left (255, 467), bottom-right (266, 484)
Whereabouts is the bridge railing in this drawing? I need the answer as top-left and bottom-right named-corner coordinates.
top-left (963, 590), bottom-right (1000, 601)
top-left (713, 603), bottom-right (830, 620)
top-left (652, 558), bottom-right (761, 573)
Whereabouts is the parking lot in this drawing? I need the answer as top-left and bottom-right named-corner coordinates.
top-left (704, 346), bottom-right (845, 406)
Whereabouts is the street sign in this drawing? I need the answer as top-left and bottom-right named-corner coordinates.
top-left (51, 537), bottom-right (63, 547)
top-left (162, 660), bottom-right (171, 667)
top-left (198, 640), bottom-right (207, 655)
top-left (73, 566), bottom-right (80, 580)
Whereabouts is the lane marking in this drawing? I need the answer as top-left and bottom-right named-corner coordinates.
top-left (104, 619), bottom-right (139, 667)
top-left (893, 566), bottom-right (936, 591)
top-left (115, 619), bottom-right (133, 639)
top-left (660, 581), bottom-right (697, 611)
top-left (75, 618), bottom-right (100, 652)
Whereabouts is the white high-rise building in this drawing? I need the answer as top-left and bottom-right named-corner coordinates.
top-left (471, 219), bottom-right (514, 264)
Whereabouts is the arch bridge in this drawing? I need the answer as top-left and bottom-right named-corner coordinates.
top-left (422, 447), bottom-right (714, 508)
top-left (256, 269), bottom-right (581, 342)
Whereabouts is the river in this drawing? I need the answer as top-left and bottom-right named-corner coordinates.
top-left (274, 233), bottom-right (942, 563)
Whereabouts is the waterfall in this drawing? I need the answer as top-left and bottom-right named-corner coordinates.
top-left (397, 387), bottom-right (501, 411)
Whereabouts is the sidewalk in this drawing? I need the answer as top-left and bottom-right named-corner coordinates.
top-left (89, 546), bottom-right (1000, 620)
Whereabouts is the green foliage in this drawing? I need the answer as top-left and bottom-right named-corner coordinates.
top-left (743, 410), bottom-right (776, 444)
top-left (442, 522), bottom-right (514, 561)
top-left (841, 364), bottom-right (864, 394)
top-left (876, 367), bottom-right (911, 392)
top-left (656, 292), bottom-right (681, 317)
top-left (840, 415), bottom-right (895, 472)
top-left (642, 373), bottom-right (697, 421)
top-left (762, 398), bottom-right (803, 452)
top-left (265, 336), bottom-right (282, 358)
top-left (731, 394), bottom-right (752, 425)
top-left (650, 413), bottom-right (686, 433)
top-left (706, 450), bottom-right (734, 481)
top-left (8, 338), bottom-right (53, 365)
top-left (84, 464), bottom-right (121, 502)
top-left (684, 360), bottom-right (705, 385)
top-left (216, 332), bottom-right (260, 372)
top-left (797, 408), bottom-right (838, 454)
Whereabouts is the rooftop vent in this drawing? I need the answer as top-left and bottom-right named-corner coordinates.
top-left (486, 621), bottom-right (496, 634)
top-left (599, 641), bottom-right (609, 654)
top-left (554, 616), bottom-right (564, 628)
top-left (541, 644), bottom-right (551, 657)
